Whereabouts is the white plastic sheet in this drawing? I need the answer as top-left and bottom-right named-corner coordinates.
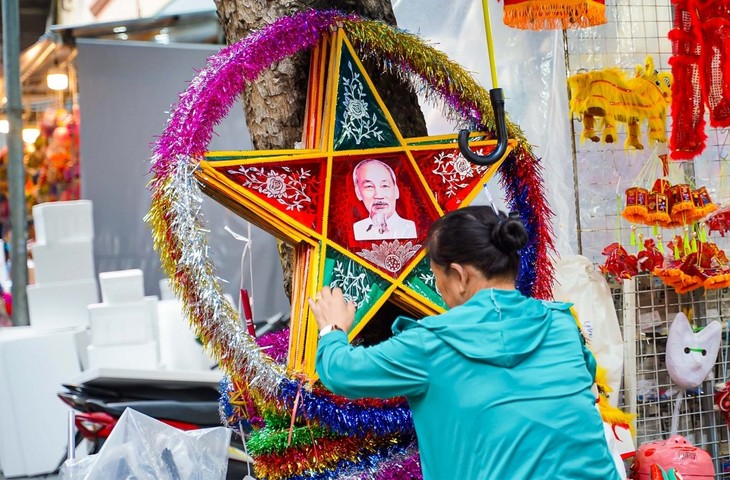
top-left (552, 255), bottom-right (624, 404)
top-left (393, 0), bottom-right (578, 256)
top-left (59, 408), bottom-right (230, 480)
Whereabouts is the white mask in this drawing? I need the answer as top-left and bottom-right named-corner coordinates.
top-left (666, 312), bottom-right (722, 390)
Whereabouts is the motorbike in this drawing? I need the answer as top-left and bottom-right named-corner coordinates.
top-left (56, 312), bottom-right (290, 478)
top-left (58, 379), bottom-right (254, 479)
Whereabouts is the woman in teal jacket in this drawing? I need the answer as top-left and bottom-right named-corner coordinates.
top-left (310, 206), bottom-right (619, 480)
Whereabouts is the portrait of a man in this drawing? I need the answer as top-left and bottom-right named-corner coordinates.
top-left (352, 159), bottom-right (417, 241)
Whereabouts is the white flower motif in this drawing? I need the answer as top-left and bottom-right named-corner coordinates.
top-left (228, 166), bottom-right (313, 211)
top-left (418, 272), bottom-right (435, 287)
top-left (432, 151), bottom-right (487, 198)
top-left (346, 99), bottom-right (367, 120)
top-left (264, 173), bottom-right (287, 198)
top-left (339, 62), bottom-right (384, 145)
top-left (331, 260), bottom-right (371, 309)
top-left (453, 157), bottom-right (472, 177)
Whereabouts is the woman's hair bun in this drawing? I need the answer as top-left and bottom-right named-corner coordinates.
top-left (490, 211), bottom-right (528, 253)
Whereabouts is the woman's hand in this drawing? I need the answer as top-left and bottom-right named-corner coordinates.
top-left (308, 286), bottom-right (356, 333)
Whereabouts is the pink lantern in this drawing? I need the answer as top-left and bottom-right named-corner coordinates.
top-left (630, 435), bottom-right (714, 479)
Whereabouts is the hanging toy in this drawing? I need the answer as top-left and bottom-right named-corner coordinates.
top-left (647, 182), bottom-right (672, 227)
top-left (568, 56), bottom-right (672, 150)
top-left (706, 205), bottom-right (730, 237)
top-left (637, 238), bottom-right (664, 272)
top-left (690, 186), bottom-right (717, 220)
top-left (714, 382), bottom-right (730, 429)
top-left (631, 436), bottom-right (713, 479)
top-left (669, 0), bottom-right (730, 160)
top-left (666, 312), bottom-right (721, 391)
top-left (620, 149), bottom-right (715, 229)
top-left (649, 465), bottom-right (685, 480)
top-left (622, 187), bottom-right (650, 224)
top-left (654, 237), bottom-right (730, 293)
top-left (633, 317), bottom-right (719, 480)
top-left (599, 243), bottom-right (639, 281)
top-left (499, 0), bottom-right (607, 30)
top-left (669, 184), bottom-right (695, 224)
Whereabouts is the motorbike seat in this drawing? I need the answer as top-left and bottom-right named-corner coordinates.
top-left (85, 399), bottom-right (221, 426)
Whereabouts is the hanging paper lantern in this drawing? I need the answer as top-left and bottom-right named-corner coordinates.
top-left (670, 183), bottom-right (695, 222)
top-left (654, 236), bottom-right (730, 293)
top-left (647, 192), bottom-right (672, 227)
top-left (691, 186), bottom-right (717, 219)
top-left (501, 0), bottom-right (607, 30)
top-left (652, 178), bottom-right (671, 194)
top-left (653, 267), bottom-right (705, 294)
top-left (622, 187), bottom-right (650, 223)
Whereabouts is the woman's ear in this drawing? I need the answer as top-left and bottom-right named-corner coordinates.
top-left (448, 263), bottom-right (468, 292)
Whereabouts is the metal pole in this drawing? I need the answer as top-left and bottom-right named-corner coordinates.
top-left (2, 0), bottom-right (30, 326)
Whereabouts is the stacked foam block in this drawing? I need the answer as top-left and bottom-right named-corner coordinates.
top-left (27, 200), bottom-right (99, 330)
top-left (87, 269), bottom-right (160, 370)
top-left (157, 280), bottom-right (216, 371)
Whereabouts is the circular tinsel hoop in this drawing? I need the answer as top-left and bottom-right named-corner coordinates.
top-left (147, 7), bottom-right (554, 462)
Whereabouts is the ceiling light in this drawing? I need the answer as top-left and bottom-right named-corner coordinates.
top-left (22, 127), bottom-right (40, 144)
top-left (47, 65), bottom-right (69, 91)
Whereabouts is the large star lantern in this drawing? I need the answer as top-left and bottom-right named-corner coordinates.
top-left (149, 10), bottom-right (555, 477)
top-left (195, 29), bottom-right (514, 376)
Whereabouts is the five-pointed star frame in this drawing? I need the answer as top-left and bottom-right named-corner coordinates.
top-left (195, 29), bottom-right (515, 377)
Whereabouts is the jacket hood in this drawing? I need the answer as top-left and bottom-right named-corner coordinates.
top-left (393, 289), bottom-right (571, 367)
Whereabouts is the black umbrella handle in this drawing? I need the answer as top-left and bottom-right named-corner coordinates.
top-left (458, 88), bottom-right (508, 166)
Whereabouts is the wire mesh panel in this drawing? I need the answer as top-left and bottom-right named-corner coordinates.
top-left (565, 1), bottom-right (730, 263)
top-left (561, 0), bottom-right (730, 475)
top-left (620, 275), bottom-right (730, 476)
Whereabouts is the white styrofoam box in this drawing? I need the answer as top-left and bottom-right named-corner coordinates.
top-left (159, 278), bottom-right (175, 300)
top-left (98, 269), bottom-right (145, 304)
top-left (158, 299), bottom-right (215, 371)
top-left (0, 327), bottom-right (81, 477)
top-left (144, 295), bottom-right (161, 362)
top-left (31, 240), bottom-right (95, 284)
top-left (32, 200), bottom-right (93, 245)
top-left (27, 279), bottom-right (99, 330)
top-left (74, 328), bottom-right (91, 371)
top-left (88, 301), bottom-right (154, 346)
top-left (87, 341), bottom-right (158, 370)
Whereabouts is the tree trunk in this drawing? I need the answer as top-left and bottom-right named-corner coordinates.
top-left (214, 0), bottom-right (428, 300)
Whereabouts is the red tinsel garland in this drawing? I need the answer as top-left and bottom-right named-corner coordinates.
top-left (669, 0), bottom-right (730, 159)
top-left (695, 0), bottom-right (730, 127)
top-left (500, 147), bottom-right (555, 300)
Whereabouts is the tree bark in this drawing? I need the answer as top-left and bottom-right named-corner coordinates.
top-left (214, 0), bottom-right (428, 300)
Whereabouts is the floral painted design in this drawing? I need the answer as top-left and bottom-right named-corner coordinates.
top-left (418, 270), bottom-right (436, 289)
top-left (357, 240), bottom-right (421, 275)
top-left (432, 150), bottom-right (488, 198)
top-left (340, 61), bottom-right (385, 145)
top-left (228, 166), bottom-right (313, 212)
top-left (330, 259), bottom-right (372, 309)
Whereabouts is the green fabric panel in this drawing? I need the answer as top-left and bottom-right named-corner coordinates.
top-left (322, 247), bottom-right (390, 331)
top-left (332, 45), bottom-right (399, 151)
top-left (403, 256), bottom-right (446, 309)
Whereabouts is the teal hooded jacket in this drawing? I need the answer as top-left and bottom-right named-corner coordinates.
top-left (316, 288), bottom-right (620, 480)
